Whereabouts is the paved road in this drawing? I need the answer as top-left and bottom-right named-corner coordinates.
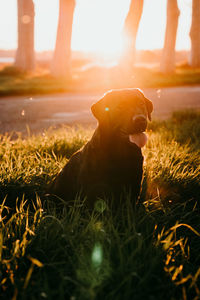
top-left (0, 86), bottom-right (200, 136)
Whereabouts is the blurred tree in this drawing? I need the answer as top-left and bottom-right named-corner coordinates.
top-left (15, 0), bottom-right (35, 72)
top-left (189, 0), bottom-right (200, 67)
top-left (51, 0), bottom-right (76, 77)
top-left (120, 0), bottom-right (144, 67)
top-left (160, 0), bottom-right (180, 73)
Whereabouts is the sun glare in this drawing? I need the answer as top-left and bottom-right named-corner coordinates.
top-left (72, 0), bottom-right (191, 56)
top-left (71, 0), bottom-right (130, 59)
top-left (0, 0), bottom-right (191, 54)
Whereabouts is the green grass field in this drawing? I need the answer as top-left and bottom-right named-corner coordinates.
top-left (0, 111), bottom-right (200, 299)
top-left (0, 65), bottom-right (200, 96)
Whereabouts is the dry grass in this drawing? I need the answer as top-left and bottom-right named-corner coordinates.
top-left (0, 111), bottom-right (200, 299)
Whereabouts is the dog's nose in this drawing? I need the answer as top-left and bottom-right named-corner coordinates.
top-left (133, 116), bottom-right (147, 132)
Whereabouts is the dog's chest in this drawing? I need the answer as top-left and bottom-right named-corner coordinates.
top-left (106, 151), bottom-right (143, 182)
top-left (84, 141), bottom-right (143, 183)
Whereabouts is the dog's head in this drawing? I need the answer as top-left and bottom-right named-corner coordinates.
top-left (91, 88), bottom-right (153, 137)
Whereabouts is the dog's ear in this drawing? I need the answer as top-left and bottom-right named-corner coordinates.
top-left (144, 97), bottom-right (153, 121)
top-left (91, 95), bottom-right (110, 122)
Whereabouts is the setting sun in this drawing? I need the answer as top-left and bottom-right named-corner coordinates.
top-left (0, 0), bottom-right (191, 55)
top-left (36, 0), bottom-right (191, 54)
top-left (71, 0), bottom-right (129, 57)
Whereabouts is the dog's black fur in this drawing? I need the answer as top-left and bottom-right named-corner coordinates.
top-left (50, 88), bottom-right (153, 207)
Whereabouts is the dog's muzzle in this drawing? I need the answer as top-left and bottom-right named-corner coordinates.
top-left (132, 115), bottom-right (147, 132)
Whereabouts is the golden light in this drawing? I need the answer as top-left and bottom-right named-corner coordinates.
top-left (0, 0), bottom-right (192, 53)
top-left (33, 0), bottom-right (191, 53)
top-left (71, 0), bottom-right (130, 60)
top-left (71, 0), bottom-right (168, 58)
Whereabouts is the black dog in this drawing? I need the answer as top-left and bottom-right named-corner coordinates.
top-left (50, 88), bottom-right (153, 208)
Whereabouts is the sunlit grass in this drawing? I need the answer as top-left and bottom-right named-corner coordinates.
top-left (0, 111), bottom-right (200, 299)
top-left (0, 65), bottom-right (200, 96)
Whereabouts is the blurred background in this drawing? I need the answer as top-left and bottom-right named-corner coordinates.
top-left (0, 0), bottom-right (199, 135)
top-left (0, 0), bottom-right (198, 76)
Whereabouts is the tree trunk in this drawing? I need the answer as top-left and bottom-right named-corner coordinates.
top-left (160, 0), bottom-right (180, 73)
top-left (15, 0), bottom-right (35, 72)
top-left (189, 0), bottom-right (200, 67)
top-left (51, 0), bottom-right (76, 77)
top-left (120, 0), bottom-right (144, 67)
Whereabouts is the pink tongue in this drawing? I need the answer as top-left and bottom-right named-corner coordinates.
top-left (129, 132), bottom-right (148, 148)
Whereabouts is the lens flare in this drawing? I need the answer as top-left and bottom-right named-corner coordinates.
top-left (94, 199), bottom-right (107, 213)
top-left (91, 243), bottom-right (103, 268)
top-left (21, 15), bottom-right (31, 24)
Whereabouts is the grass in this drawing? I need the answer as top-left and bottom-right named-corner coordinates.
top-left (0, 65), bottom-right (200, 96)
top-left (0, 111), bottom-right (200, 299)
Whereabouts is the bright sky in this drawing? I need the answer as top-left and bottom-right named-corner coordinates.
top-left (0, 0), bottom-right (192, 54)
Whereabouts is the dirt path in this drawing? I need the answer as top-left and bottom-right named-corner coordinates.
top-left (0, 86), bottom-right (200, 136)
